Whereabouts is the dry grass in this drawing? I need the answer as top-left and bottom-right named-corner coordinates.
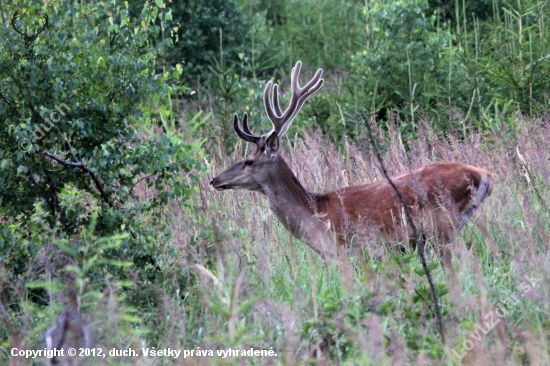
top-left (160, 114), bottom-right (550, 365)
top-left (2, 115), bottom-right (549, 365)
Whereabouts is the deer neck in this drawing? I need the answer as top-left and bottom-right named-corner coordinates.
top-left (260, 156), bottom-right (319, 239)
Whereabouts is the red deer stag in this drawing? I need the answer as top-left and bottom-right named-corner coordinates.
top-left (210, 61), bottom-right (495, 260)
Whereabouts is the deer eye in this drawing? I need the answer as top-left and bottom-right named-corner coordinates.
top-left (245, 160), bottom-right (253, 166)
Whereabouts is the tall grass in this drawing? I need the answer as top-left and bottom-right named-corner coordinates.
top-left (2, 114), bottom-right (549, 365)
top-left (162, 113), bottom-right (550, 364)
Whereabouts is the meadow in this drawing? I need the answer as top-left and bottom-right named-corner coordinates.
top-left (154, 113), bottom-right (550, 365)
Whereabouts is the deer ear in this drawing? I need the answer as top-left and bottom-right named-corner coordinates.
top-left (265, 131), bottom-right (280, 156)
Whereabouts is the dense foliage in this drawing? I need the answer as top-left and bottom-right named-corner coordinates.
top-left (0, 1), bottom-right (202, 280)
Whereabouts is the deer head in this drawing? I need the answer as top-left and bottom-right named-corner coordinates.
top-left (210, 61), bottom-right (324, 193)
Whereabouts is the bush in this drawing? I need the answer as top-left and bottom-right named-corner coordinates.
top-left (348, 0), bottom-right (550, 139)
top-left (0, 0), bottom-right (202, 280)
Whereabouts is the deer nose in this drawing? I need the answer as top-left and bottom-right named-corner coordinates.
top-left (209, 179), bottom-right (214, 185)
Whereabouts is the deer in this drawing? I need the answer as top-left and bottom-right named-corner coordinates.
top-left (210, 61), bottom-right (495, 262)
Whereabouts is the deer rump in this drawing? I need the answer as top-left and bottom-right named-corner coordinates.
top-left (314, 162), bottom-right (495, 247)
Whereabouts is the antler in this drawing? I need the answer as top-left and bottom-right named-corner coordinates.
top-left (11, 12), bottom-right (25, 37)
top-left (233, 113), bottom-right (260, 144)
top-left (263, 61), bottom-right (324, 137)
top-left (233, 62), bottom-right (323, 145)
top-left (11, 11), bottom-right (48, 43)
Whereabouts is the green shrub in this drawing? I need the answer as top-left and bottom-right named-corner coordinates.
top-left (0, 0), bottom-right (202, 280)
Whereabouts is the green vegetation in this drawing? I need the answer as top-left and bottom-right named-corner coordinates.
top-left (0, 0), bottom-right (549, 364)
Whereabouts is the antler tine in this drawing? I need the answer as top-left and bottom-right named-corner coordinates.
top-left (34, 14), bottom-right (49, 38)
top-left (272, 84), bottom-right (284, 117)
top-left (281, 77), bottom-right (324, 134)
top-left (263, 61), bottom-right (324, 137)
top-left (233, 113), bottom-right (260, 144)
top-left (11, 12), bottom-right (27, 37)
top-left (263, 81), bottom-right (277, 125)
top-left (242, 114), bottom-right (255, 135)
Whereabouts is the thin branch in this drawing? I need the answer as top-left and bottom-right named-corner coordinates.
top-left (360, 111), bottom-right (445, 343)
top-left (42, 150), bottom-right (115, 209)
top-left (41, 151), bottom-right (140, 240)
top-left (129, 173), bottom-right (156, 194)
top-left (30, 113), bottom-right (61, 218)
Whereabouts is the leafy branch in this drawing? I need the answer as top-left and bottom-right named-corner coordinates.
top-left (42, 150), bottom-right (115, 209)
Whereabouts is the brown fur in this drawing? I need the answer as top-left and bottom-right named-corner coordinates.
top-left (313, 161), bottom-right (495, 245)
